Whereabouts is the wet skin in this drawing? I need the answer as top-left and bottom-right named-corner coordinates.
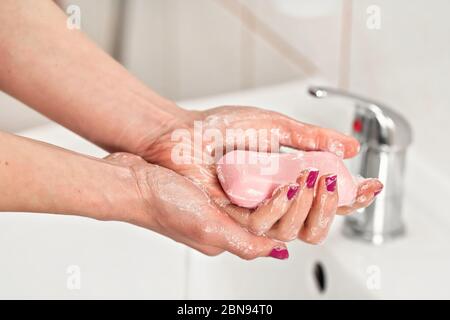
top-left (0, 0), bottom-right (383, 259)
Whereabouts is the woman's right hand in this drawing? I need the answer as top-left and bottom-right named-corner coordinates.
top-left (225, 171), bottom-right (383, 245)
top-left (105, 153), bottom-right (289, 260)
top-left (136, 105), bottom-right (383, 245)
top-left (106, 153), bottom-right (383, 257)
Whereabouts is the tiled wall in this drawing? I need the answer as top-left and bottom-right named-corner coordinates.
top-left (121, 0), bottom-right (450, 178)
top-left (349, 0), bottom-right (450, 179)
top-left (2, 0), bottom-right (344, 131)
top-left (0, 0), bottom-right (121, 132)
top-left (121, 0), bottom-right (344, 100)
top-left (2, 0), bottom-right (450, 182)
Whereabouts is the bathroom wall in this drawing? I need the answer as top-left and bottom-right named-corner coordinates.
top-left (0, 0), bottom-right (330, 131)
top-left (0, 0), bottom-right (120, 132)
top-left (1, 0), bottom-right (345, 131)
top-left (119, 0), bottom-right (450, 178)
top-left (2, 0), bottom-right (450, 183)
top-left (120, 0), bottom-right (344, 100)
top-left (348, 0), bottom-right (450, 179)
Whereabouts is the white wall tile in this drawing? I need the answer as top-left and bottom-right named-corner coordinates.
top-left (176, 0), bottom-right (243, 99)
top-left (240, 0), bottom-right (344, 85)
top-left (349, 0), bottom-right (450, 179)
top-left (1, 0), bottom-right (121, 132)
top-left (2, 1), bottom-right (346, 131)
top-left (121, 0), bottom-right (345, 100)
top-left (121, 0), bottom-right (179, 98)
top-left (122, 0), bottom-right (244, 100)
top-left (58, 0), bottom-right (121, 54)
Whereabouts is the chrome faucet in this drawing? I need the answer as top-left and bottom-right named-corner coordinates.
top-left (308, 86), bottom-right (412, 244)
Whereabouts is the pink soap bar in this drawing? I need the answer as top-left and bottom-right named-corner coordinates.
top-left (216, 150), bottom-right (357, 208)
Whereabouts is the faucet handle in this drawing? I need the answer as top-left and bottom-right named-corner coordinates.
top-left (308, 86), bottom-right (412, 151)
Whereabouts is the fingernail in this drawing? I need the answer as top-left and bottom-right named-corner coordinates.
top-left (374, 190), bottom-right (382, 196)
top-left (306, 170), bottom-right (319, 189)
top-left (287, 184), bottom-right (299, 200)
top-left (325, 175), bottom-right (337, 192)
top-left (269, 247), bottom-right (289, 260)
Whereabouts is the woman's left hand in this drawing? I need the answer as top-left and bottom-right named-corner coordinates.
top-left (134, 105), bottom-right (383, 244)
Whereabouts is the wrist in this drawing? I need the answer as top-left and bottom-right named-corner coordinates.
top-left (94, 153), bottom-right (161, 229)
top-left (113, 99), bottom-right (185, 153)
top-left (87, 161), bottom-right (147, 223)
top-left (127, 102), bottom-right (200, 157)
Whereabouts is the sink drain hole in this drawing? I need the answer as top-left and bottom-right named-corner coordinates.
top-left (313, 262), bottom-right (327, 294)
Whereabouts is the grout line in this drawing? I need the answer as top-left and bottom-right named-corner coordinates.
top-left (111, 0), bottom-right (129, 63)
top-left (214, 0), bottom-right (318, 77)
top-left (338, 0), bottom-right (353, 90)
top-left (162, 0), bottom-right (181, 100)
top-left (239, 4), bottom-right (255, 89)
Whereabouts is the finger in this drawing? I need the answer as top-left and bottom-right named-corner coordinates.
top-left (276, 116), bottom-right (360, 158)
top-left (183, 239), bottom-right (225, 257)
top-left (221, 202), bottom-right (251, 227)
top-left (155, 224), bottom-right (225, 256)
top-left (248, 184), bottom-right (299, 236)
top-left (337, 178), bottom-right (383, 215)
top-left (299, 174), bottom-right (339, 244)
top-left (222, 130), bottom-right (281, 154)
top-left (103, 152), bottom-right (147, 166)
top-left (205, 211), bottom-right (289, 260)
top-left (267, 169), bottom-right (318, 241)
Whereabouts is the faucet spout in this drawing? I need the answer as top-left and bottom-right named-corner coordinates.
top-left (308, 86), bottom-right (413, 244)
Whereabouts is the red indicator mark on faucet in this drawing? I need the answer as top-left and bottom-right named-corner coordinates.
top-left (353, 118), bottom-right (363, 133)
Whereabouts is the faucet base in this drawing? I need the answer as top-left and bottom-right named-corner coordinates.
top-left (342, 222), bottom-right (406, 245)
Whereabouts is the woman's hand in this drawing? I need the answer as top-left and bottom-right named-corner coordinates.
top-left (228, 172), bottom-right (382, 244)
top-left (0, 1), bottom-right (382, 250)
top-left (104, 152), bottom-right (288, 260)
top-left (0, 129), bottom-right (287, 260)
top-left (135, 106), bottom-right (383, 244)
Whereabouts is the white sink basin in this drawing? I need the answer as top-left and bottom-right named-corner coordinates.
top-left (1, 77), bottom-right (449, 299)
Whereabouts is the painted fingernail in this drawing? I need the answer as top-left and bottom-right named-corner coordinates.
top-left (306, 170), bottom-right (319, 189)
top-left (325, 175), bottom-right (337, 192)
top-left (287, 184), bottom-right (299, 200)
top-left (269, 247), bottom-right (289, 260)
top-left (374, 190), bottom-right (382, 196)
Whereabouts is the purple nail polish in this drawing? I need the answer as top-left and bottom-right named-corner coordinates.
top-left (374, 190), bottom-right (382, 196)
top-left (269, 247), bottom-right (289, 260)
top-left (325, 175), bottom-right (337, 192)
top-left (287, 185), bottom-right (299, 200)
top-left (306, 170), bottom-right (319, 189)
